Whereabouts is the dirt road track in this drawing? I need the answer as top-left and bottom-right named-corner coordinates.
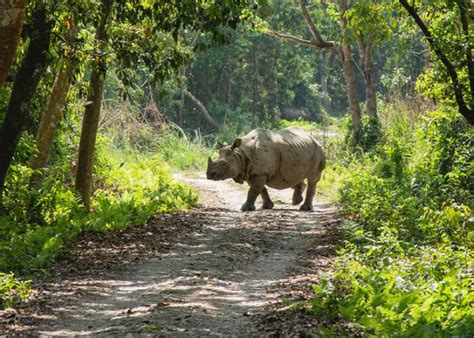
top-left (4, 173), bottom-right (340, 336)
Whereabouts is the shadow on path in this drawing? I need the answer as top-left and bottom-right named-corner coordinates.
top-left (7, 173), bottom-right (341, 336)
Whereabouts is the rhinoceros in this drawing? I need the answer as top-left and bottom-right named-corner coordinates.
top-left (206, 127), bottom-right (326, 211)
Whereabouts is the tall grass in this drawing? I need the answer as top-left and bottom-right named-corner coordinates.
top-left (156, 123), bottom-right (215, 171)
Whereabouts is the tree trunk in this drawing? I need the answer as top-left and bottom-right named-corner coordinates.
top-left (319, 53), bottom-right (332, 115)
top-left (176, 66), bottom-right (185, 125)
top-left (267, 0), bottom-right (364, 129)
top-left (75, 0), bottom-right (112, 210)
top-left (177, 89), bottom-right (184, 125)
top-left (0, 0), bottom-right (27, 86)
top-left (226, 70), bottom-right (233, 107)
top-left (364, 47), bottom-right (377, 117)
top-left (339, 44), bottom-right (362, 131)
top-left (29, 58), bottom-right (75, 186)
top-left (0, 4), bottom-right (51, 204)
top-left (357, 37), bottom-right (377, 117)
top-left (269, 45), bottom-right (279, 126)
top-left (251, 41), bottom-right (259, 129)
top-left (338, 0), bottom-right (362, 131)
top-left (182, 89), bottom-right (220, 130)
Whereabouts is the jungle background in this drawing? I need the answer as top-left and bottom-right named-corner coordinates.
top-left (0, 0), bottom-right (472, 335)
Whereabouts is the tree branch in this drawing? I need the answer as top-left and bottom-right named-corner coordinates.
top-left (264, 29), bottom-right (332, 51)
top-left (399, 0), bottom-right (473, 124)
top-left (299, 0), bottom-right (335, 49)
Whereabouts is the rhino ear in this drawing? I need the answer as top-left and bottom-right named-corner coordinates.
top-left (231, 138), bottom-right (242, 150)
top-left (217, 141), bottom-right (224, 149)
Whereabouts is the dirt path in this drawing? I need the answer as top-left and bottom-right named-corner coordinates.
top-left (6, 174), bottom-right (340, 336)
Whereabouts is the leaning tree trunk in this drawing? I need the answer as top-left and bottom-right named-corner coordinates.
top-left (75, 0), bottom-right (112, 210)
top-left (0, 0), bottom-right (27, 86)
top-left (29, 19), bottom-right (76, 186)
top-left (0, 4), bottom-right (51, 205)
top-left (29, 57), bottom-right (75, 186)
top-left (182, 89), bottom-right (220, 130)
top-left (399, 0), bottom-right (473, 125)
top-left (457, 0), bottom-right (473, 106)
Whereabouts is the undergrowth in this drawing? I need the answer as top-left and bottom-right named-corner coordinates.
top-left (0, 273), bottom-right (31, 309)
top-left (308, 108), bottom-right (473, 336)
top-left (156, 124), bottom-right (214, 171)
top-left (0, 134), bottom-right (198, 308)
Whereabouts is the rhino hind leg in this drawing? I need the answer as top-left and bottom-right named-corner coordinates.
top-left (300, 169), bottom-right (322, 211)
top-left (299, 180), bottom-right (316, 211)
top-left (292, 182), bottom-right (306, 205)
top-left (260, 187), bottom-right (274, 209)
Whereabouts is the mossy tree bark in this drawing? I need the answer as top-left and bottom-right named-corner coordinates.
top-left (0, 0), bottom-right (27, 86)
top-left (75, 0), bottom-right (112, 210)
top-left (338, 0), bottom-right (362, 131)
top-left (29, 19), bottom-right (76, 187)
top-left (29, 58), bottom-right (76, 186)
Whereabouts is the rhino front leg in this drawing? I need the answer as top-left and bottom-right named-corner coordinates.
top-left (292, 182), bottom-right (306, 205)
top-left (241, 175), bottom-right (267, 211)
top-left (260, 187), bottom-right (274, 209)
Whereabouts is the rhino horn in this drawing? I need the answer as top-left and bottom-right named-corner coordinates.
top-left (208, 156), bottom-right (212, 165)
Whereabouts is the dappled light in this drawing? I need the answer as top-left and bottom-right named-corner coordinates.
top-left (1, 0), bottom-right (472, 336)
top-left (12, 178), bottom-right (339, 335)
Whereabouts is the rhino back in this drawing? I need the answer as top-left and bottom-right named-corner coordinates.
top-left (267, 127), bottom-right (323, 189)
top-left (239, 127), bottom-right (324, 189)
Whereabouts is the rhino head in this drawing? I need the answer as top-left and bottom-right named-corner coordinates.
top-left (206, 139), bottom-right (242, 181)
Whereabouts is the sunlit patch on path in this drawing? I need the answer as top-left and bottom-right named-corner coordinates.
top-left (8, 173), bottom-right (340, 336)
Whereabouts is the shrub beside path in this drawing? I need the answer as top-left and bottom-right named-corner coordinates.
top-left (5, 173), bottom-right (341, 336)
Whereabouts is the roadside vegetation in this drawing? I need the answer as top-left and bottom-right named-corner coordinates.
top-left (0, 1), bottom-right (472, 336)
top-left (312, 108), bottom-right (472, 336)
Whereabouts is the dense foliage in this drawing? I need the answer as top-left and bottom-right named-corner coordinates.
top-left (309, 108), bottom-right (473, 335)
top-left (0, 136), bottom-right (197, 275)
top-left (0, 2), bottom-right (472, 334)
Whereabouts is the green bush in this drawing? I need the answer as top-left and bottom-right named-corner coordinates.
top-left (309, 109), bottom-right (473, 336)
top-left (0, 273), bottom-right (31, 309)
top-left (345, 115), bottom-right (383, 152)
top-left (0, 139), bottom-right (197, 276)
